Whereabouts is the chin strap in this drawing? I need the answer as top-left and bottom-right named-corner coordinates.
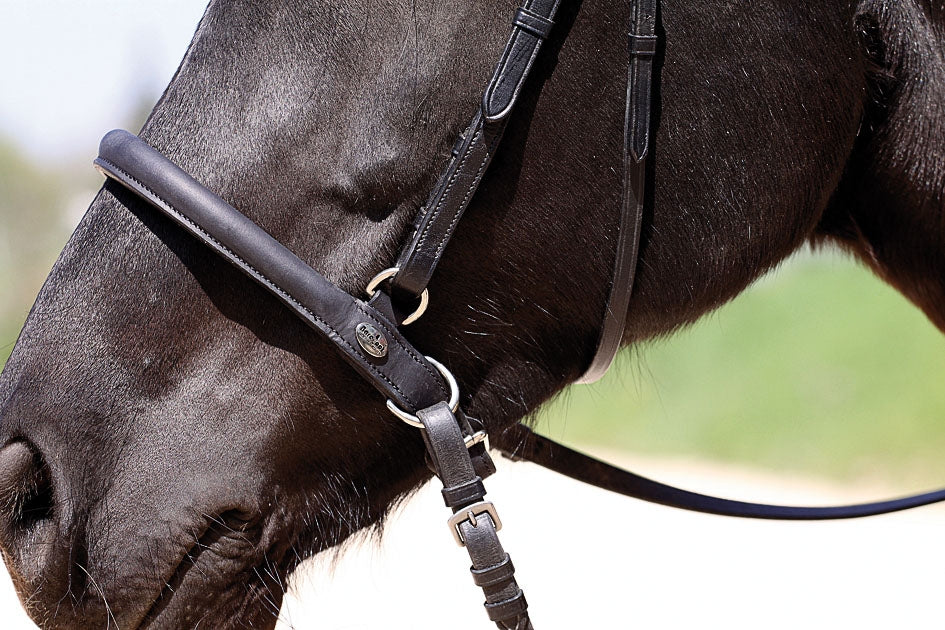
top-left (494, 423), bottom-right (945, 520)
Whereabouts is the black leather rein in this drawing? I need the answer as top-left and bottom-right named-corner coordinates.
top-left (92, 0), bottom-right (945, 627)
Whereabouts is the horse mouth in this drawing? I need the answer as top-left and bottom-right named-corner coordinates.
top-left (135, 511), bottom-right (283, 630)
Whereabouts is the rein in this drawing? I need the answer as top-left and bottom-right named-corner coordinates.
top-left (92, 1), bottom-right (945, 627)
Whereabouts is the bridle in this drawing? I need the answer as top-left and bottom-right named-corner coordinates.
top-left (90, 1), bottom-right (945, 628)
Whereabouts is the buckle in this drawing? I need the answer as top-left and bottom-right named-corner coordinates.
top-left (447, 501), bottom-right (502, 547)
top-left (464, 430), bottom-right (488, 449)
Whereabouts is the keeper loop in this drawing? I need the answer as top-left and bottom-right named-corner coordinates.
top-left (514, 8), bottom-right (554, 39)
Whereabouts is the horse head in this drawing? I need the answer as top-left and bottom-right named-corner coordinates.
top-left (2, 0), bottom-right (944, 628)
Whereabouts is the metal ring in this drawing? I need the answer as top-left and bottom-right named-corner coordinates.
top-left (365, 267), bottom-right (429, 326)
top-left (386, 356), bottom-right (459, 428)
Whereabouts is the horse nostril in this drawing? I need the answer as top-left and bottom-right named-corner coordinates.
top-left (0, 441), bottom-right (53, 533)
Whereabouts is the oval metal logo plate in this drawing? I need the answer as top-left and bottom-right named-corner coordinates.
top-left (355, 322), bottom-right (388, 358)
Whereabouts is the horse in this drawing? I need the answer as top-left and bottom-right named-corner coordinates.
top-left (1, 0), bottom-right (943, 627)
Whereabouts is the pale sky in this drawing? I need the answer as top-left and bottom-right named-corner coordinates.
top-left (0, 1), bottom-right (209, 162)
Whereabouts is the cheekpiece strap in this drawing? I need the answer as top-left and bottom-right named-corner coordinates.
top-left (390, 0), bottom-right (564, 305)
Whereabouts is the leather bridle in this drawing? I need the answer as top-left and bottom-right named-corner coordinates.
top-left (91, 1), bottom-right (945, 628)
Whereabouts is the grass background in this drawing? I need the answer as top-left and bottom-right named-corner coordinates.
top-left (2, 136), bottom-right (944, 486)
top-left (535, 248), bottom-right (945, 485)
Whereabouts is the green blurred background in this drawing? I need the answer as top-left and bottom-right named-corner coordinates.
top-left (536, 251), bottom-right (945, 485)
top-left (2, 1), bottom-right (944, 492)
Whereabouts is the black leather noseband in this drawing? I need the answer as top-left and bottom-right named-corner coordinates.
top-left (93, 0), bottom-right (945, 627)
top-left (95, 132), bottom-right (449, 413)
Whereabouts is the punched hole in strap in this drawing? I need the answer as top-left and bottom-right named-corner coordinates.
top-left (513, 7), bottom-right (554, 39)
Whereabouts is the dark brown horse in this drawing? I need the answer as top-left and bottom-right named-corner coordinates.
top-left (1, 0), bottom-right (943, 628)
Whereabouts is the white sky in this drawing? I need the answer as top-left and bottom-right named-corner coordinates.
top-left (0, 1), bottom-right (209, 162)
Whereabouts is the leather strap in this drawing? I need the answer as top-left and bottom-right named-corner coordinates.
top-left (390, 0), bottom-right (563, 305)
top-left (391, 112), bottom-right (506, 301)
top-left (392, 0), bottom-right (650, 385)
top-left (88, 1), bottom-right (945, 627)
top-left (626, 0), bottom-right (658, 163)
top-left (495, 423), bottom-right (945, 520)
top-left (483, 0), bottom-right (563, 122)
top-left (94, 130), bottom-right (450, 414)
top-left (575, 0), bottom-right (656, 383)
top-left (512, 8), bottom-right (555, 41)
top-left (418, 403), bottom-right (531, 630)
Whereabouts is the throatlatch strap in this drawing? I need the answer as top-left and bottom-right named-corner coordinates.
top-left (495, 424), bottom-right (945, 520)
top-left (576, 0), bottom-right (656, 383)
top-left (418, 403), bottom-right (532, 630)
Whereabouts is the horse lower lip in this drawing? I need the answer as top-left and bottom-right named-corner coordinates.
top-left (135, 547), bottom-right (205, 629)
top-left (136, 557), bottom-right (237, 630)
top-left (135, 515), bottom-right (267, 630)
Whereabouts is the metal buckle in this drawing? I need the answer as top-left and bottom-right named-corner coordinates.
top-left (447, 501), bottom-right (502, 547)
top-left (365, 267), bottom-right (429, 325)
top-left (464, 430), bottom-right (488, 449)
top-left (385, 356), bottom-right (459, 428)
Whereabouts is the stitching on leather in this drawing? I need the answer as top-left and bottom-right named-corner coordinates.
top-left (432, 127), bottom-right (503, 261)
top-left (412, 125), bottom-right (484, 255)
top-left (484, 29), bottom-right (523, 117)
top-left (97, 157), bottom-right (440, 408)
top-left (354, 304), bottom-right (446, 398)
top-left (100, 158), bottom-right (418, 406)
top-left (485, 0), bottom-right (559, 118)
top-left (406, 3), bottom-right (552, 288)
top-left (403, 119), bottom-right (501, 293)
top-left (628, 61), bottom-right (651, 161)
top-left (628, 61), bottom-right (640, 158)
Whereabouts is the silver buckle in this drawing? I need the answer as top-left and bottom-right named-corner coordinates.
top-left (464, 430), bottom-right (488, 449)
top-left (447, 501), bottom-right (502, 547)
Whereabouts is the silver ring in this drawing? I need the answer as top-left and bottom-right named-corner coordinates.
top-left (386, 356), bottom-right (459, 428)
top-left (365, 267), bottom-right (429, 326)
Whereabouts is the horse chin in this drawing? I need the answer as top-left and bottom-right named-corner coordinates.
top-left (137, 580), bottom-right (282, 630)
top-left (132, 513), bottom-right (287, 630)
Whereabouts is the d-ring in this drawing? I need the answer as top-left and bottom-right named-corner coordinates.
top-left (386, 356), bottom-right (459, 428)
top-left (365, 267), bottom-right (429, 326)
